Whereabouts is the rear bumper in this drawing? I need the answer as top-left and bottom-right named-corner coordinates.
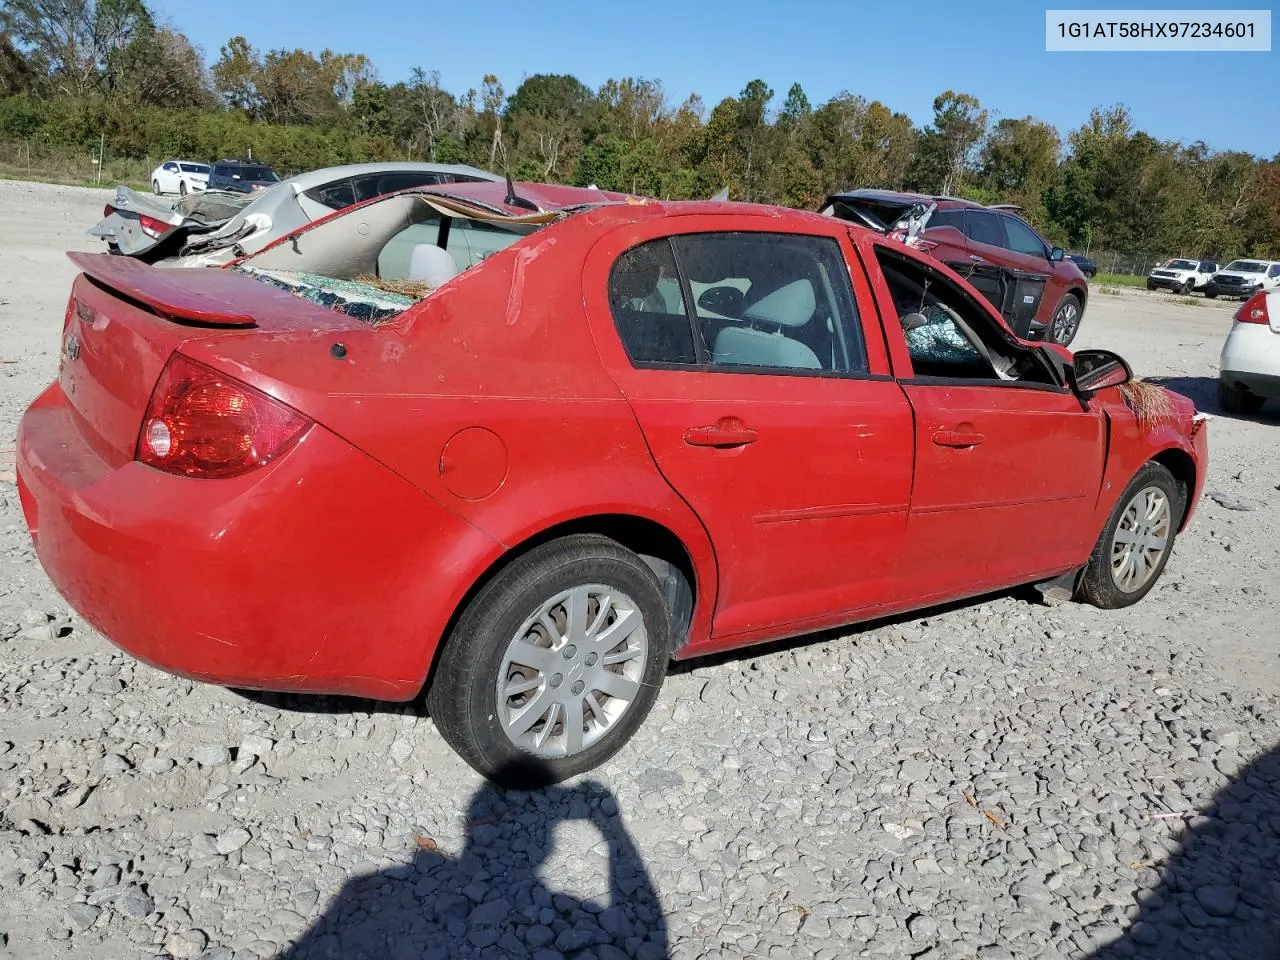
top-left (1221, 323), bottom-right (1280, 395)
top-left (17, 383), bottom-right (498, 700)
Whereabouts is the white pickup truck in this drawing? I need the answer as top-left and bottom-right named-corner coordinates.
top-left (1147, 258), bottom-right (1219, 293)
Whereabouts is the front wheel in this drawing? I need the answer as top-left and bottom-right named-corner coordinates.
top-left (152, 179), bottom-right (162, 195)
top-left (427, 535), bottom-right (672, 786)
top-left (1046, 293), bottom-right (1083, 346)
top-left (1180, 279), bottom-right (1194, 294)
top-left (1205, 290), bottom-right (1218, 299)
top-left (179, 181), bottom-right (188, 197)
top-left (1078, 462), bottom-right (1181, 609)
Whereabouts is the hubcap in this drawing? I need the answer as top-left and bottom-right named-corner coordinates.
top-left (496, 584), bottom-right (647, 758)
top-left (1110, 486), bottom-right (1171, 592)
top-left (1052, 303), bottom-right (1079, 343)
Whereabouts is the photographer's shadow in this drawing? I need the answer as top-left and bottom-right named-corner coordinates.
top-left (1091, 744), bottom-right (1280, 960)
top-left (279, 762), bottom-right (669, 960)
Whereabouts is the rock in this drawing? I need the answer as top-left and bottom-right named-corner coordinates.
top-left (113, 885), bottom-right (154, 919)
top-left (63, 903), bottom-right (100, 933)
top-left (239, 734), bottom-right (275, 758)
top-left (164, 929), bottom-right (208, 959)
top-left (215, 828), bottom-right (251, 855)
top-left (191, 746), bottom-right (230, 767)
top-left (1195, 885), bottom-right (1239, 917)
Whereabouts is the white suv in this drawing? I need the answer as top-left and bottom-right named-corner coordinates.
top-left (1219, 290), bottom-right (1280, 414)
top-left (1146, 258), bottom-right (1218, 293)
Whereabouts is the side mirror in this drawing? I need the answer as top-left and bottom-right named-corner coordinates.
top-left (1072, 348), bottom-right (1132, 393)
top-left (1049, 246), bottom-right (1065, 262)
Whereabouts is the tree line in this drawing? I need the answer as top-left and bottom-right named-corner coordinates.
top-left (2, 0), bottom-right (1277, 259)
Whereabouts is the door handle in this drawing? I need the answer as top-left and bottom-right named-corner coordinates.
top-left (969, 254), bottom-right (984, 262)
top-left (684, 420), bottom-right (759, 448)
top-left (932, 429), bottom-right (985, 448)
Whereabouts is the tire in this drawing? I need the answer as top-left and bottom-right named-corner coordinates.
top-left (1217, 377), bottom-right (1265, 415)
top-left (1180, 279), bottom-right (1194, 294)
top-left (1146, 281), bottom-right (1156, 291)
top-left (152, 179), bottom-right (162, 195)
top-left (427, 534), bottom-right (672, 787)
top-left (1046, 293), bottom-right (1083, 346)
top-left (179, 181), bottom-right (188, 197)
top-left (1079, 462), bottom-right (1182, 609)
top-left (1205, 290), bottom-right (1217, 299)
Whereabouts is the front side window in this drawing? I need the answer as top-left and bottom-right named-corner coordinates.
top-left (926, 209), bottom-right (965, 231)
top-left (965, 211), bottom-right (1005, 248)
top-left (874, 246), bottom-right (1056, 386)
top-left (1001, 216), bottom-right (1048, 257)
top-left (1269, 265), bottom-right (1280, 278)
top-left (607, 233), bottom-right (868, 374)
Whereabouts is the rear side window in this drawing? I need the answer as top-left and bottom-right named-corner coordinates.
top-left (353, 171), bottom-right (444, 202)
top-left (306, 179), bottom-right (356, 210)
top-left (608, 239), bottom-right (697, 365)
top-left (607, 232), bottom-right (867, 374)
top-left (965, 211), bottom-right (1005, 248)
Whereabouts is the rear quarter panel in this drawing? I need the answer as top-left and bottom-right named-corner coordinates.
top-left (187, 214), bottom-right (720, 655)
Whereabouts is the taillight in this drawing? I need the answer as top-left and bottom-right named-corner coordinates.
top-left (1234, 291), bottom-right (1269, 325)
top-left (137, 355), bottom-right (311, 479)
top-left (137, 214), bottom-right (171, 239)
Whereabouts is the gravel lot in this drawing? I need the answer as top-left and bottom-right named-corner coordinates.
top-left (1, 178), bottom-right (1278, 960)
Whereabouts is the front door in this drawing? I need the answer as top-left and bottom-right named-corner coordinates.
top-left (863, 239), bottom-right (1105, 600)
top-left (586, 222), bottom-right (916, 643)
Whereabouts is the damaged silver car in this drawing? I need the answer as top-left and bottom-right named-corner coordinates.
top-left (88, 161), bottom-right (501, 268)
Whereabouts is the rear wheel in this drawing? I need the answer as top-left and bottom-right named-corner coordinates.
top-left (1217, 377), bottom-right (1265, 415)
top-left (1079, 462), bottom-right (1181, 609)
top-left (1205, 290), bottom-right (1218, 299)
top-left (427, 535), bottom-right (672, 786)
top-left (1046, 293), bottom-right (1083, 345)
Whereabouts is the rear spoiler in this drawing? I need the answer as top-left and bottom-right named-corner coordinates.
top-left (68, 251), bottom-right (258, 327)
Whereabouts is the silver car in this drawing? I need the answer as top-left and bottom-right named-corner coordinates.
top-left (88, 161), bottom-right (501, 267)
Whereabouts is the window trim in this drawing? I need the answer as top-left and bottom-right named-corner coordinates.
top-left (651, 230), bottom-right (874, 379)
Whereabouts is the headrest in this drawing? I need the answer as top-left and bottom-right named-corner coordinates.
top-left (741, 280), bottom-right (816, 328)
top-left (408, 245), bottom-right (459, 286)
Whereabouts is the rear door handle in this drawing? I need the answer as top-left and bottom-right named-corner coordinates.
top-left (932, 429), bottom-right (985, 448)
top-left (684, 420), bottom-right (759, 448)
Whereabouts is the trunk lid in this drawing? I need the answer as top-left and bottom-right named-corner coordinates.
top-left (59, 253), bottom-right (364, 468)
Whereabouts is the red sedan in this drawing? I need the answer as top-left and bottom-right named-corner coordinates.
top-left (16, 181), bottom-right (1208, 784)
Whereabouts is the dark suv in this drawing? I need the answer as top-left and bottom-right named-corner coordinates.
top-left (208, 160), bottom-right (281, 194)
top-left (822, 190), bottom-right (1088, 345)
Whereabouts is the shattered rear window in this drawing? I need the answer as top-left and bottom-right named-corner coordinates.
top-left (233, 267), bottom-right (428, 325)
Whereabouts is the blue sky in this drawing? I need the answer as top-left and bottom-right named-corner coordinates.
top-left (154, 0), bottom-right (1277, 157)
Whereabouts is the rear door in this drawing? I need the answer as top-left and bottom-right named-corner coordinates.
top-left (861, 237), bottom-right (1105, 597)
top-left (585, 218), bottom-right (916, 643)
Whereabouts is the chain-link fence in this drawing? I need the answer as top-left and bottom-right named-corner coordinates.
top-left (1077, 250), bottom-right (1171, 277)
top-left (0, 139), bottom-right (153, 188)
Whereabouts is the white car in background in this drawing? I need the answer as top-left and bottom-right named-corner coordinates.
top-left (1205, 259), bottom-right (1280, 299)
top-left (1146, 257), bottom-right (1218, 293)
top-left (1219, 290), bottom-right (1280, 414)
top-left (150, 160), bottom-right (210, 196)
